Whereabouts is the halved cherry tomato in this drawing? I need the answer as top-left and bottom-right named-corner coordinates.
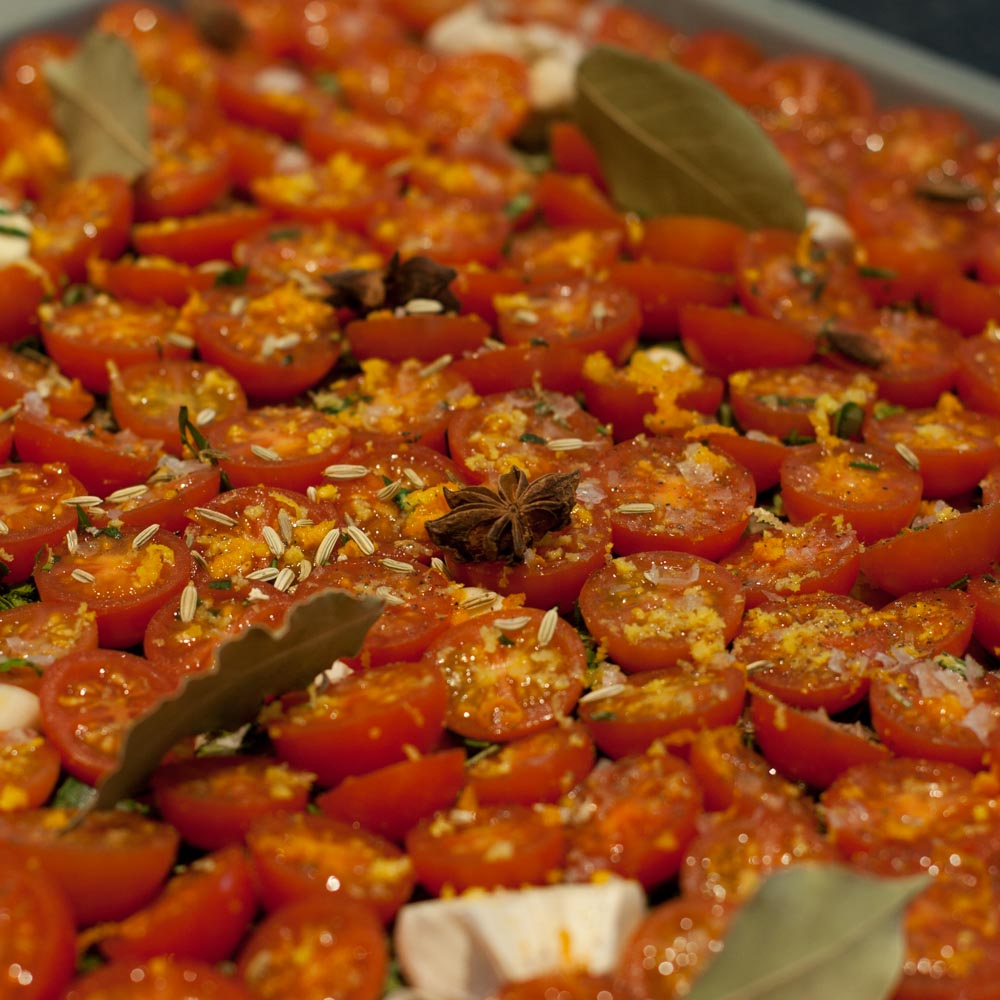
top-left (0, 857), bottom-right (76, 1000)
top-left (1, 31), bottom-right (76, 123)
top-left (0, 808), bottom-right (178, 926)
top-left (110, 360), bottom-right (248, 457)
top-left (579, 663), bottom-right (746, 758)
top-left (535, 171), bottom-right (625, 236)
top-left (564, 750), bottom-right (702, 889)
top-left (151, 755), bottom-right (314, 851)
top-left (132, 204), bottom-right (272, 265)
top-left (0, 461), bottom-right (85, 583)
top-left (859, 502), bottom-right (1000, 596)
top-left (932, 273), bottom-right (1000, 337)
top-left (451, 340), bottom-right (587, 397)
top-left (248, 811), bottom-right (414, 921)
top-left (870, 587), bottom-right (976, 658)
top-left (345, 311), bottom-right (491, 364)
top-left (237, 895), bottom-right (386, 1000)
top-left (956, 334), bottom-right (1000, 416)
top-left (302, 108), bottom-right (424, 167)
top-left (35, 526), bottom-right (193, 648)
top-left (87, 254), bottom-right (217, 307)
top-left (0, 600), bottom-right (97, 692)
top-left (422, 607), bottom-right (588, 743)
top-left (99, 846), bottom-right (257, 964)
top-left (407, 803), bottom-right (565, 894)
top-left (406, 153), bottom-right (535, 213)
top-left (508, 225), bottom-right (624, 283)
top-left (639, 214), bottom-right (745, 274)
top-left (969, 572), bottom-right (1000, 657)
top-left (0, 728), bottom-right (62, 811)
top-left (465, 723), bottom-right (596, 807)
top-left (780, 440), bottom-right (923, 544)
top-left (316, 748), bottom-right (466, 844)
top-left (578, 551), bottom-right (745, 674)
top-left (549, 121), bottom-right (607, 191)
top-left (734, 593), bottom-right (878, 713)
top-left (107, 461), bottom-right (221, 534)
top-left (747, 55), bottom-right (875, 124)
top-left (0, 261), bottom-right (51, 346)
top-left (0, 344), bottom-right (93, 421)
top-left (67, 957), bottom-right (252, 1000)
top-left (750, 692), bottom-right (889, 790)
top-left (266, 659), bottom-right (448, 786)
top-left (38, 650), bottom-right (177, 785)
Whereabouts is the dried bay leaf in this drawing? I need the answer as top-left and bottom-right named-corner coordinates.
top-left (44, 31), bottom-right (154, 182)
top-left (575, 45), bottom-right (806, 230)
top-left (93, 589), bottom-right (383, 809)
top-left (686, 864), bottom-right (928, 1000)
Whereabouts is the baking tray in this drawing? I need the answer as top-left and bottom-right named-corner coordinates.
top-left (3, 0), bottom-right (1000, 133)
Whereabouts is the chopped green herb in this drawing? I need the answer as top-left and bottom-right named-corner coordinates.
top-left (849, 460), bottom-right (881, 471)
top-left (589, 710), bottom-right (617, 721)
top-left (61, 283), bottom-right (96, 306)
top-left (857, 265), bottom-right (898, 279)
top-left (520, 432), bottom-right (548, 444)
top-left (936, 653), bottom-right (968, 676)
top-left (265, 227), bottom-right (303, 242)
top-left (209, 579), bottom-right (233, 590)
top-left (833, 401), bottom-right (865, 439)
top-left (51, 775), bottom-right (98, 810)
top-left (498, 634), bottom-right (515, 646)
top-left (314, 71), bottom-right (340, 95)
top-left (783, 430), bottom-right (816, 446)
top-left (0, 581), bottom-right (38, 609)
top-left (503, 192), bottom-right (534, 219)
top-left (873, 402), bottom-right (906, 420)
top-left (529, 336), bottom-right (550, 348)
top-left (947, 575), bottom-right (970, 590)
top-left (213, 265), bottom-right (249, 288)
top-left (0, 224), bottom-right (29, 239)
top-left (758, 394), bottom-right (817, 408)
top-left (0, 656), bottom-right (41, 675)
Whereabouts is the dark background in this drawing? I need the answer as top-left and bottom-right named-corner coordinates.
top-left (803, 0), bottom-right (998, 76)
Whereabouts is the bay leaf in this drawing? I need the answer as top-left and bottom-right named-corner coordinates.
top-left (93, 588), bottom-right (383, 809)
top-left (685, 864), bottom-right (928, 1000)
top-left (44, 31), bottom-right (154, 182)
top-left (574, 45), bottom-right (806, 230)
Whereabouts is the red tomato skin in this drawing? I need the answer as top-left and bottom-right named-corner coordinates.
top-left (750, 694), bottom-right (890, 790)
top-left (0, 262), bottom-right (49, 345)
top-left (0, 810), bottom-right (179, 927)
top-left (0, 729), bottom-right (62, 808)
top-left (346, 313), bottom-right (491, 364)
top-left (859, 503), bottom-right (1000, 596)
top-left (933, 274), bottom-right (1000, 336)
top-left (66, 958), bottom-right (253, 1000)
top-left (639, 214), bottom-right (745, 273)
top-left (315, 749), bottom-right (467, 844)
top-left (99, 846), bottom-right (258, 964)
top-left (0, 858), bottom-right (76, 1000)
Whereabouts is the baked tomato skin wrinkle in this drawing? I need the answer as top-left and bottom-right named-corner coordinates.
top-left (749, 693), bottom-right (890, 790)
top-left (0, 857), bottom-right (76, 1000)
top-left (0, 344), bottom-right (94, 422)
top-left (825, 307), bottom-right (962, 408)
top-left (688, 725), bottom-right (805, 815)
top-left (872, 587), bottom-right (976, 659)
top-left (863, 394), bottom-right (1000, 499)
top-left (184, 485), bottom-right (339, 585)
top-left (35, 526), bottom-right (193, 649)
top-left (132, 204), bottom-right (273, 266)
top-left (735, 228), bottom-right (870, 335)
top-left (237, 895), bottom-right (386, 1000)
top-left (445, 387), bottom-right (611, 485)
top-left (109, 360), bottom-right (248, 458)
top-left (494, 280), bottom-right (642, 365)
top-left (265, 659), bottom-right (448, 786)
top-left (465, 722), bottom-right (596, 807)
top-left (421, 607), bottom-right (588, 743)
top-left (0, 808), bottom-right (179, 926)
top-left (732, 593), bottom-right (876, 713)
top-left (316, 748), bottom-right (467, 844)
top-left (0, 600), bottom-right (97, 694)
top-left (293, 557), bottom-right (459, 670)
top-left (446, 499), bottom-right (612, 615)
top-left (679, 804), bottom-right (837, 906)
top-left (29, 174), bottom-right (133, 284)
top-left (13, 406), bottom-right (164, 497)
top-left (820, 757), bottom-right (981, 861)
top-left (38, 649), bottom-right (176, 786)
top-left (205, 404), bottom-right (352, 493)
top-left (860, 502), bottom-right (1000, 596)
top-left (98, 845), bottom-right (257, 964)
top-left (315, 356), bottom-right (478, 454)
top-left (247, 811), bottom-right (415, 922)
top-left (563, 749), bottom-right (703, 889)
top-left (345, 311), bottom-right (492, 365)
top-left (679, 303), bottom-right (815, 377)
top-left (109, 461), bottom-right (221, 534)
top-left (869, 654), bottom-right (1000, 771)
top-left (0, 461), bottom-right (85, 584)
top-left (66, 957), bottom-right (253, 1000)
top-left (406, 803), bottom-right (565, 895)
top-left (578, 551), bottom-right (744, 675)
top-left (151, 755), bottom-right (315, 851)
top-left (727, 363), bottom-right (877, 441)
top-left (779, 439), bottom-right (923, 544)
top-left (614, 896), bottom-right (733, 1000)
top-left (179, 282), bottom-right (341, 403)
top-left (579, 663), bottom-right (747, 759)
top-left (38, 293), bottom-right (189, 396)
top-left (955, 334), bottom-right (1000, 416)
top-left (719, 512), bottom-right (860, 608)
top-left (590, 436), bottom-right (756, 560)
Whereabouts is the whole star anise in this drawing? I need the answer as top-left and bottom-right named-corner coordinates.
top-left (323, 252), bottom-right (460, 316)
top-left (426, 467), bottom-right (580, 564)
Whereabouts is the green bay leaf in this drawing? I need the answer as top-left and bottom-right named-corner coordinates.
top-left (93, 588), bottom-right (383, 810)
top-left (574, 45), bottom-right (806, 230)
top-left (44, 31), bottom-right (154, 182)
top-left (686, 864), bottom-right (928, 1000)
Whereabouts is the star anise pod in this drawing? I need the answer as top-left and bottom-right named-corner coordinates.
top-left (323, 252), bottom-right (460, 316)
top-left (426, 467), bottom-right (580, 564)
